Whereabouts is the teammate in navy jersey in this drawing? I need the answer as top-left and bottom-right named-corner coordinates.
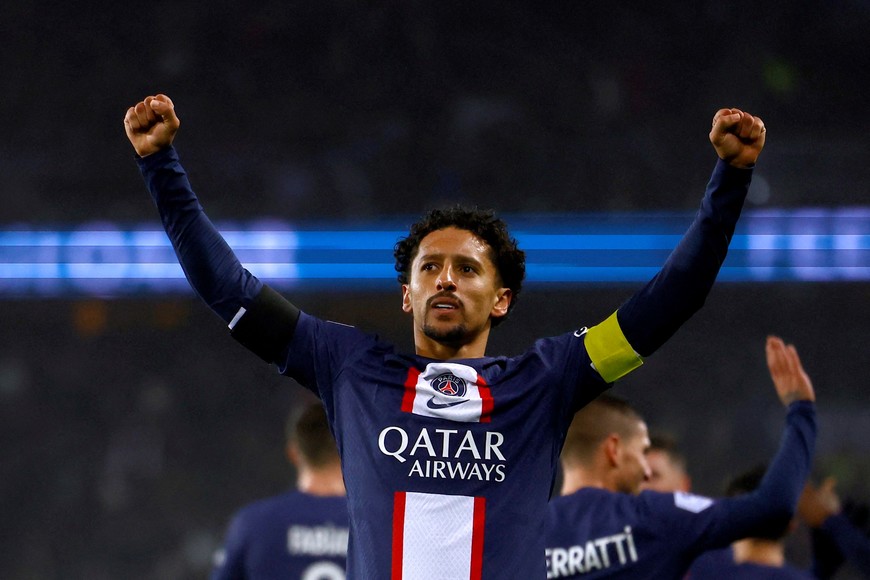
top-left (799, 476), bottom-right (870, 578)
top-left (210, 403), bottom-right (348, 580)
top-left (125, 93), bottom-right (765, 579)
top-left (690, 468), bottom-right (870, 578)
top-left (544, 336), bottom-right (817, 579)
top-left (688, 464), bottom-right (815, 579)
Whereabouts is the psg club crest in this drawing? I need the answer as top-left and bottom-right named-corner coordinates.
top-left (404, 362), bottom-right (492, 422)
top-left (431, 373), bottom-right (467, 398)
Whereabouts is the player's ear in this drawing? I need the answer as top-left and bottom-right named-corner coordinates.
top-left (603, 434), bottom-right (621, 467)
top-left (490, 287), bottom-right (512, 319)
top-left (401, 284), bottom-right (412, 313)
top-left (286, 441), bottom-right (300, 467)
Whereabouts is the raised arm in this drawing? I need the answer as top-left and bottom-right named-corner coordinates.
top-left (693, 336), bottom-right (816, 547)
top-left (125, 96), bottom-right (297, 360)
top-left (731, 335), bottom-right (816, 520)
top-left (582, 109), bottom-right (767, 384)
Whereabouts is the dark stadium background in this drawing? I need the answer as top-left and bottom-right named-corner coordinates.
top-left (1, 2), bottom-right (868, 578)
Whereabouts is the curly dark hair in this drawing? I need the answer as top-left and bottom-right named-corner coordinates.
top-left (394, 205), bottom-right (525, 326)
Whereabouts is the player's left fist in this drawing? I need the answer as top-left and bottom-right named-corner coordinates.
top-left (709, 108), bottom-right (766, 168)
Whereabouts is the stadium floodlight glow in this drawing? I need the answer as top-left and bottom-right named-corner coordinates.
top-left (1, 209), bottom-right (868, 297)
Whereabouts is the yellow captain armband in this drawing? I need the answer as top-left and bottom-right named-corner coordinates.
top-left (584, 311), bottom-right (643, 383)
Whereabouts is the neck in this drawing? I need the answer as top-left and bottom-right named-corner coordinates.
top-left (732, 538), bottom-right (785, 567)
top-left (414, 329), bottom-right (491, 360)
top-left (296, 463), bottom-right (345, 497)
top-left (561, 466), bottom-right (611, 496)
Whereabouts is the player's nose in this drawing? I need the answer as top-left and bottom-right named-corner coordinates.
top-left (436, 266), bottom-right (457, 291)
top-left (642, 462), bottom-right (652, 482)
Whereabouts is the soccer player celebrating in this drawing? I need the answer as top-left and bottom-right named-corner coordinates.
top-left (210, 403), bottom-right (348, 580)
top-left (125, 94), bottom-right (765, 579)
top-left (544, 336), bottom-right (816, 579)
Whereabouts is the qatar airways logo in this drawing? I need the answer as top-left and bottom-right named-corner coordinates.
top-left (378, 426), bottom-right (507, 482)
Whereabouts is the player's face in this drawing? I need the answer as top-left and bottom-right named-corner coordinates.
top-left (641, 450), bottom-right (691, 493)
top-left (615, 421), bottom-right (652, 495)
top-left (402, 227), bottom-right (511, 352)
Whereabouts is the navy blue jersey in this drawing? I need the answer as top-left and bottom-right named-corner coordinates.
top-left (137, 146), bottom-right (755, 579)
top-left (688, 547), bottom-right (814, 579)
top-left (210, 490), bottom-right (348, 580)
top-left (811, 513), bottom-right (870, 578)
top-left (544, 402), bottom-right (816, 579)
top-left (282, 314), bottom-right (605, 578)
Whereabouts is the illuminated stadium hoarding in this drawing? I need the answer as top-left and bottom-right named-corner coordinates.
top-left (1, 209), bottom-right (868, 296)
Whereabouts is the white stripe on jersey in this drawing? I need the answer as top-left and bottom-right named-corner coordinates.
top-left (393, 491), bottom-right (485, 580)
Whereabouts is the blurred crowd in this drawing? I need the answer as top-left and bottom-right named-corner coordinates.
top-left (1, 1), bottom-right (868, 225)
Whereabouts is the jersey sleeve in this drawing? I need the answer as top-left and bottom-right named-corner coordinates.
top-left (137, 147), bottom-right (309, 367)
top-left (808, 524), bottom-right (846, 580)
top-left (136, 146), bottom-right (263, 324)
top-left (583, 160), bottom-right (753, 383)
top-left (685, 546), bottom-right (735, 578)
top-left (813, 514), bottom-right (870, 578)
top-left (518, 331), bottom-right (612, 419)
top-left (279, 312), bottom-right (378, 411)
top-left (643, 401), bottom-right (816, 557)
top-left (210, 510), bottom-right (251, 580)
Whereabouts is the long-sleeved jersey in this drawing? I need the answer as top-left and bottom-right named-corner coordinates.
top-left (210, 491), bottom-right (348, 580)
top-left (544, 401), bottom-right (816, 579)
top-left (809, 513), bottom-right (870, 579)
top-left (137, 146), bottom-right (754, 579)
top-left (689, 511), bottom-right (870, 579)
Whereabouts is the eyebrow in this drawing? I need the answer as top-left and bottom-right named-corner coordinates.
top-left (416, 253), bottom-right (486, 269)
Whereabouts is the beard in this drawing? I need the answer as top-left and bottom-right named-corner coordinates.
top-left (422, 321), bottom-right (469, 345)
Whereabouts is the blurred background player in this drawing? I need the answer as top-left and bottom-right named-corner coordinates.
top-left (544, 335), bottom-right (817, 579)
top-left (210, 403), bottom-right (347, 580)
top-left (641, 433), bottom-right (692, 493)
top-left (689, 471), bottom-right (870, 579)
top-left (799, 477), bottom-right (870, 579)
top-left (688, 464), bottom-right (815, 579)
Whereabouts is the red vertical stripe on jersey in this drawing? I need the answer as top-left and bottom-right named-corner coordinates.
top-left (477, 374), bottom-right (493, 423)
top-left (401, 367), bottom-right (420, 413)
top-left (392, 491), bottom-right (406, 580)
top-left (469, 496), bottom-right (486, 579)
